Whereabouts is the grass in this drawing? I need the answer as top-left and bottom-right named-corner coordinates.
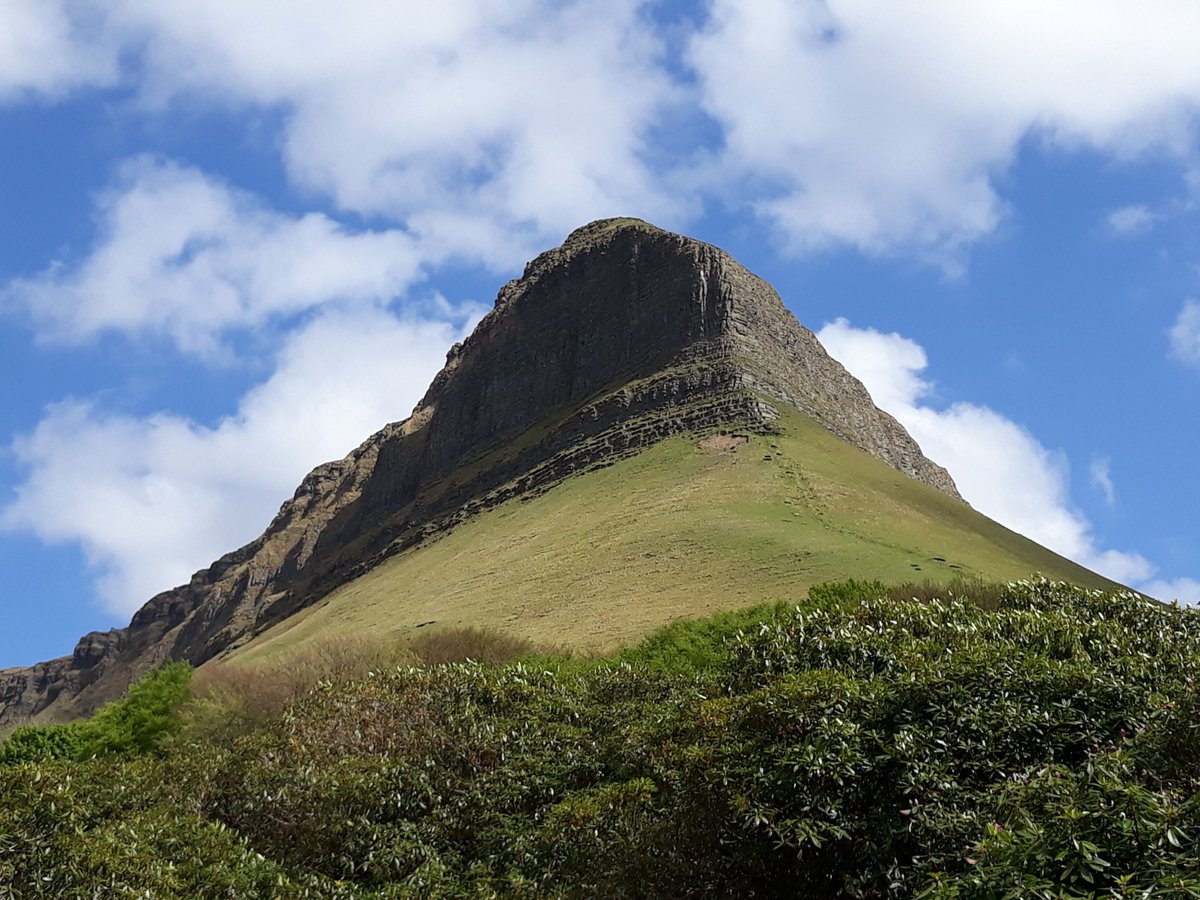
top-left (407, 626), bottom-right (548, 666)
top-left (234, 405), bottom-right (1114, 666)
top-left (189, 625), bottom-right (560, 734)
top-left (192, 634), bottom-right (418, 723)
top-left (884, 575), bottom-right (1010, 610)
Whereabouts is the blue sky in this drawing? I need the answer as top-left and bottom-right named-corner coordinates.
top-left (3, 1), bottom-right (1200, 668)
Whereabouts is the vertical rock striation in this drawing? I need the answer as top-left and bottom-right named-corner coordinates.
top-left (0, 218), bottom-right (958, 724)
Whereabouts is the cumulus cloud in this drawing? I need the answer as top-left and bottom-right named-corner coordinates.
top-left (1105, 204), bottom-right (1156, 236)
top-left (11, 2), bottom-right (1200, 263)
top-left (816, 318), bottom-right (1154, 585)
top-left (0, 1), bottom-right (117, 99)
top-left (1, 307), bottom-right (478, 615)
top-left (5, 158), bottom-right (423, 357)
top-left (1142, 577), bottom-right (1200, 606)
top-left (1169, 299), bottom-right (1200, 366)
top-left (97, 0), bottom-right (687, 261)
top-left (688, 0), bottom-right (1200, 260)
top-left (1090, 458), bottom-right (1116, 506)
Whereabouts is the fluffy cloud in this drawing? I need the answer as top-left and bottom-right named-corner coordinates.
top-left (98, 0), bottom-right (686, 261)
top-left (1141, 578), bottom-right (1200, 606)
top-left (689, 0), bottom-right (1200, 260)
top-left (1090, 458), bottom-right (1116, 507)
top-left (816, 318), bottom-right (1154, 585)
top-left (0, 2), bottom-right (684, 266)
top-left (11, 2), bottom-right (1200, 263)
top-left (5, 158), bottom-right (423, 357)
top-left (1, 307), bottom-right (478, 615)
top-left (1169, 299), bottom-right (1200, 366)
top-left (0, 1), bottom-right (117, 99)
top-left (1106, 205), bottom-right (1156, 236)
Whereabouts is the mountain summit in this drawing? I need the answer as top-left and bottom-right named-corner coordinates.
top-left (2, 218), bottom-right (1099, 725)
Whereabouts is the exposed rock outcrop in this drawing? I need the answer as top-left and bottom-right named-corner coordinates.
top-left (0, 218), bottom-right (958, 724)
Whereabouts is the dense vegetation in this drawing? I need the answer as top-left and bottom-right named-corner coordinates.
top-left (0, 660), bottom-right (191, 765)
top-left (4, 579), bottom-right (1200, 897)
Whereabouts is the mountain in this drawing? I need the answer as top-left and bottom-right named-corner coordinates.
top-left (0, 218), bottom-right (1112, 725)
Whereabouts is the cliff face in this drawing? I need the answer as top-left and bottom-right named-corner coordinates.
top-left (0, 218), bottom-right (958, 724)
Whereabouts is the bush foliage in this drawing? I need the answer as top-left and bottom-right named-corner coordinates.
top-left (0, 661), bottom-right (191, 766)
top-left (4, 579), bottom-right (1200, 897)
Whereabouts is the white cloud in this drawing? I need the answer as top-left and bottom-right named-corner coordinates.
top-left (816, 318), bottom-right (1154, 585)
top-left (1105, 204), bottom-right (1156, 236)
top-left (5, 158), bottom-right (424, 358)
top-left (1, 307), bottom-right (478, 615)
top-left (1169, 299), bottom-right (1200, 366)
top-left (688, 0), bottom-right (1200, 260)
top-left (1142, 577), bottom-right (1200, 606)
top-left (1090, 458), bottom-right (1116, 506)
top-left (11, 1), bottom-right (1200, 264)
top-left (0, 1), bottom-right (117, 99)
top-left (98, 0), bottom-right (687, 261)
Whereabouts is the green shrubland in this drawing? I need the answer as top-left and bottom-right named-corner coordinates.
top-left (0, 661), bottom-right (191, 765)
top-left (4, 579), bottom-right (1200, 897)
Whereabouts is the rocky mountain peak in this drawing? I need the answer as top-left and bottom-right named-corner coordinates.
top-left (0, 219), bottom-right (957, 725)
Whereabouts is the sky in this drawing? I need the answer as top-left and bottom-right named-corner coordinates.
top-left (2, 0), bottom-right (1200, 668)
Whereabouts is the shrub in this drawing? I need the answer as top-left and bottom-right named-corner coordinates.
top-left (0, 722), bottom-right (83, 765)
top-left (616, 600), bottom-right (791, 674)
top-left (0, 663), bottom-right (192, 765)
top-left (885, 575), bottom-right (1007, 609)
top-left (6, 579), bottom-right (1200, 896)
top-left (407, 625), bottom-right (543, 666)
top-left (0, 755), bottom-right (313, 897)
top-left (75, 661), bottom-right (193, 758)
top-left (187, 633), bottom-right (417, 731)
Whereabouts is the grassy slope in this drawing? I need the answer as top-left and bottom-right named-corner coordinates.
top-left (236, 407), bottom-right (1113, 664)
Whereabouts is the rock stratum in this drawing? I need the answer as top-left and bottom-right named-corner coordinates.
top-left (0, 218), bottom-right (959, 725)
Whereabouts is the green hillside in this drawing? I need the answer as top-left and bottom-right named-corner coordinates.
top-left (237, 406), bottom-right (1112, 665)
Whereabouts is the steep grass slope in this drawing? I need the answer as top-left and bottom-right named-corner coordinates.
top-left (236, 407), bottom-right (1111, 665)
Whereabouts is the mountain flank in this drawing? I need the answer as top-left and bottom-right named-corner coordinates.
top-left (0, 218), bottom-right (1104, 725)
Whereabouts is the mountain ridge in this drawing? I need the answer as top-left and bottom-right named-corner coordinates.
top-left (3, 218), bottom-right (986, 724)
